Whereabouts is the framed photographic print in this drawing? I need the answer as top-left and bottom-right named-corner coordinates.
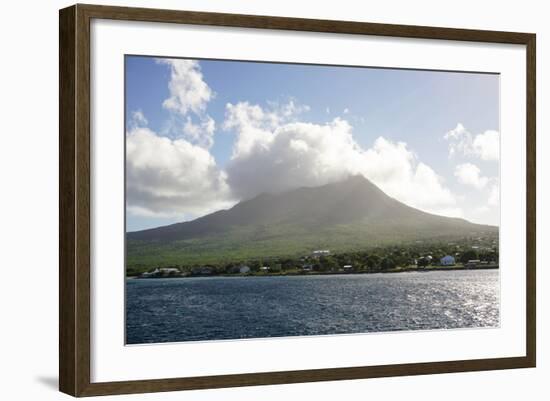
top-left (59, 4), bottom-right (536, 397)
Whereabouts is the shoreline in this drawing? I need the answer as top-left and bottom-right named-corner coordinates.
top-left (128, 264), bottom-right (499, 279)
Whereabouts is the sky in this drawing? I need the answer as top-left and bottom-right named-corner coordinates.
top-left (125, 55), bottom-right (500, 232)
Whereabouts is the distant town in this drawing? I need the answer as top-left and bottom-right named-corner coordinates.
top-left (128, 235), bottom-right (499, 278)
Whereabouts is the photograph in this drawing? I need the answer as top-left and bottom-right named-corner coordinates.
top-left (124, 55), bottom-right (500, 345)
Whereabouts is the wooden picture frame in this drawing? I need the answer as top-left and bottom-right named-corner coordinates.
top-left (59, 3), bottom-right (536, 397)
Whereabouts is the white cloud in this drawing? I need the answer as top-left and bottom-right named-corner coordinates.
top-left (126, 126), bottom-right (232, 218)
top-left (224, 101), bottom-right (460, 217)
top-left (223, 101), bottom-right (290, 157)
top-left (473, 130), bottom-right (499, 161)
top-left (444, 123), bottom-right (499, 161)
top-left (467, 183), bottom-right (499, 226)
top-left (183, 115), bottom-right (216, 149)
top-left (126, 59), bottom-right (227, 219)
top-left (130, 110), bottom-right (148, 127)
top-left (454, 163), bottom-right (489, 189)
top-left (157, 59), bottom-right (213, 116)
top-left (343, 108), bottom-right (350, 114)
top-left (361, 138), bottom-right (461, 217)
top-left (267, 99), bottom-right (310, 118)
top-left (156, 58), bottom-right (217, 148)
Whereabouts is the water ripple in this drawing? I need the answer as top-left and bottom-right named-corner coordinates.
top-left (126, 270), bottom-right (499, 344)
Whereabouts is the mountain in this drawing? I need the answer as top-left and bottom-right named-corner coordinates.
top-left (127, 175), bottom-right (497, 268)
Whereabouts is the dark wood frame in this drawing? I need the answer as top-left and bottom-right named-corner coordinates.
top-left (59, 3), bottom-right (536, 397)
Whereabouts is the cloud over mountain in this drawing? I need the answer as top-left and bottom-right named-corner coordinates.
top-left (125, 60), bottom-right (501, 225)
top-left (224, 101), bottom-right (460, 217)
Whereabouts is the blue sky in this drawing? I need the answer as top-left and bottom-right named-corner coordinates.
top-left (125, 55), bottom-right (500, 231)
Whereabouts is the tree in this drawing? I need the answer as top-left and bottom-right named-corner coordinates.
top-left (271, 264), bottom-right (281, 273)
top-left (417, 257), bottom-right (430, 268)
top-left (319, 255), bottom-right (337, 272)
top-left (380, 257), bottom-right (396, 271)
top-left (366, 255), bottom-right (381, 271)
top-left (394, 252), bottom-right (410, 267)
top-left (460, 249), bottom-right (479, 264)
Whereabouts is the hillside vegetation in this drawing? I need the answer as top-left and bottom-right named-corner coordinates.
top-left (127, 175), bottom-right (497, 271)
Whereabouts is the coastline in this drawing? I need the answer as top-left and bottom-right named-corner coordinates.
top-left (128, 264), bottom-right (499, 279)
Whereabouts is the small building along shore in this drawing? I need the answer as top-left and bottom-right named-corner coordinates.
top-left (440, 255), bottom-right (456, 266)
top-left (139, 267), bottom-right (181, 278)
top-left (239, 265), bottom-right (251, 274)
top-left (311, 249), bottom-right (330, 258)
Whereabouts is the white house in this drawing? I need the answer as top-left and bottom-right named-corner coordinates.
top-left (159, 267), bottom-right (180, 274)
top-left (139, 268), bottom-right (160, 278)
top-left (311, 250), bottom-right (330, 258)
top-left (466, 259), bottom-right (481, 268)
top-left (440, 255), bottom-right (456, 266)
top-left (139, 267), bottom-right (180, 278)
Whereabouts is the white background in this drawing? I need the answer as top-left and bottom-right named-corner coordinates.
top-left (91, 19), bottom-right (526, 382)
top-left (0, 0), bottom-right (546, 400)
